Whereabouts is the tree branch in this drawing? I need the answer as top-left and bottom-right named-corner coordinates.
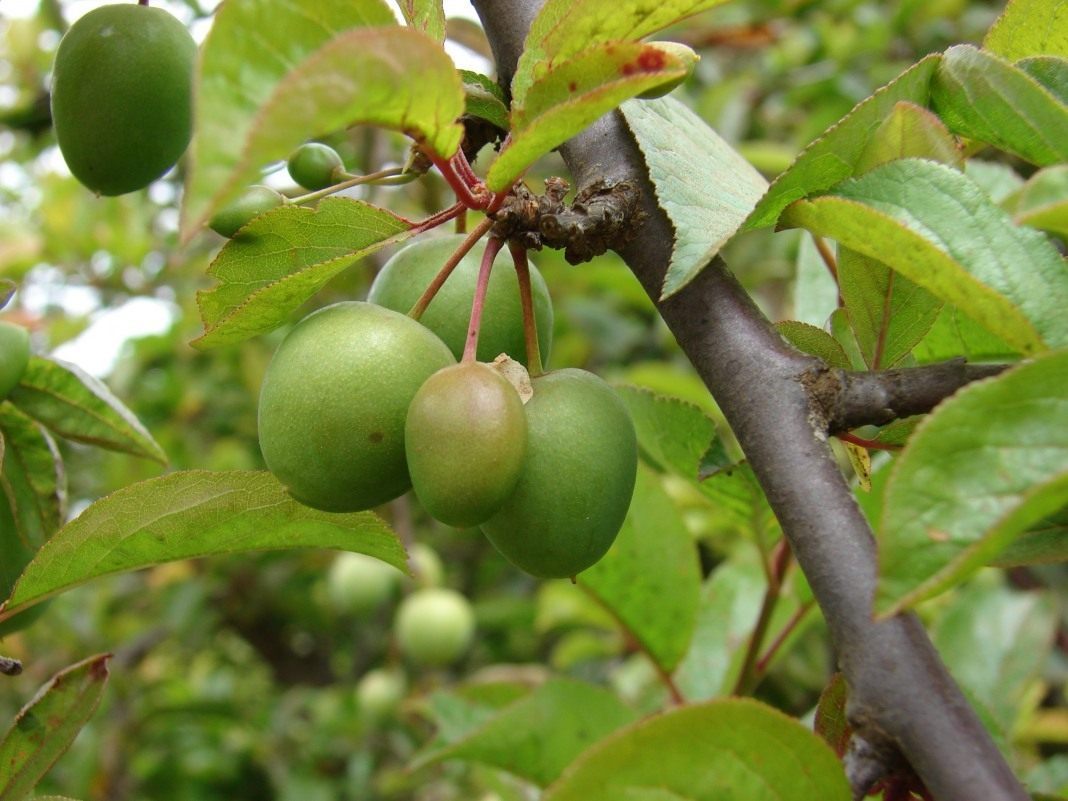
top-left (473, 4), bottom-right (1028, 800)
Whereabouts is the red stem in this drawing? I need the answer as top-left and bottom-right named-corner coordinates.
top-left (409, 201), bottom-right (466, 234)
top-left (463, 237), bottom-right (504, 362)
top-left (837, 432), bottom-right (902, 452)
top-left (408, 216), bottom-right (493, 320)
top-left (508, 241), bottom-right (544, 376)
top-left (451, 149), bottom-right (480, 187)
top-left (755, 601), bottom-right (815, 675)
top-left (425, 149), bottom-right (488, 210)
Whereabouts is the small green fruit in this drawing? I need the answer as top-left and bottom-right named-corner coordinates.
top-left (395, 588), bottom-right (475, 667)
top-left (209, 186), bottom-right (287, 238)
top-left (368, 235), bottom-right (553, 368)
top-left (326, 552), bottom-right (400, 615)
top-left (637, 42), bottom-right (699, 99)
top-left (0, 322), bottom-right (30, 400)
top-left (288, 142), bottom-right (345, 190)
top-left (406, 363), bottom-right (527, 527)
top-left (258, 302), bottom-right (454, 512)
top-left (481, 369), bottom-right (637, 578)
top-left (406, 543), bottom-right (444, 588)
top-left (51, 4), bottom-right (195, 195)
top-left (356, 668), bottom-right (407, 723)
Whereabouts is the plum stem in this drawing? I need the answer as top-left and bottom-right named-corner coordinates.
top-left (425, 148), bottom-right (489, 210)
top-left (509, 241), bottom-right (543, 376)
top-left (408, 216), bottom-right (493, 320)
top-left (410, 201), bottom-right (466, 234)
top-left (290, 166), bottom-right (406, 205)
top-left (462, 236), bottom-right (504, 363)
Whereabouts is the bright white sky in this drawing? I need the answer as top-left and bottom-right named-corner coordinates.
top-left (5, 0), bottom-right (484, 377)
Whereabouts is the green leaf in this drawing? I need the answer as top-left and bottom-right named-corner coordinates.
top-left (991, 507), bottom-right (1068, 566)
top-left (745, 55), bottom-right (940, 230)
top-left (813, 674), bottom-right (851, 758)
top-left (792, 233), bottom-right (839, 327)
top-left (698, 462), bottom-right (772, 533)
top-left (1017, 56), bottom-right (1068, 104)
top-left (415, 678), bottom-right (637, 787)
top-left (9, 357), bottom-right (165, 464)
top-left (854, 101), bottom-right (963, 175)
top-left (580, 466), bottom-right (701, 673)
top-left (616, 386), bottom-right (719, 480)
top-left (931, 45), bottom-right (1068, 167)
top-left (461, 70), bottom-right (510, 131)
top-left (876, 350), bottom-right (1068, 616)
top-left (180, 0), bottom-right (397, 236)
top-left (1004, 164), bottom-right (1068, 238)
top-left (984, 0), bottom-right (1068, 60)
top-left (0, 470), bottom-right (405, 622)
top-left (775, 321), bottom-right (853, 370)
top-left (912, 305), bottom-right (1018, 364)
top-left (543, 699), bottom-right (851, 801)
top-left (396, 0), bottom-right (445, 41)
top-left (0, 654), bottom-right (110, 801)
top-left (781, 159), bottom-right (1068, 355)
top-left (620, 97), bottom-right (768, 298)
top-left (194, 198), bottom-right (415, 349)
top-left (512, 0), bottom-right (730, 106)
top-left (487, 42), bottom-right (689, 191)
top-left (0, 404), bottom-right (63, 558)
top-left (933, 579), bottom-right (1057, 732)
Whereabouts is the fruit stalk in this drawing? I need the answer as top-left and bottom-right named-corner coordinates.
top-left (408, 216), bottom-right (493, 319)
top-left (290, 166), bottom-right (406, 205)
top-left (508, 241), bottom-right (543, 377)
top-left (462, 237), bottom-right (503, 362)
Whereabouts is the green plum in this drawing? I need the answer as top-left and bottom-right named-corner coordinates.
top-left (51, 4), bottom-right (195, 195)
top-left (406, 362), bottom-right (527, 527)
top-left (368, 235), bottom-right (553, 368)
top-left (481, 369), bottom-right (637, 578)
top-left (209, 186), bottom-right (287, 238)
top-left (356, 668), bottom-right (407, 723)
top-left (0, 321), bottom-right (30, 400)
top-left (326, 552), bottom-right (401, 615)
top-left (258, 302), bottom-right (454, 512)
top-left (406, 542), bottom-right (445, 588)
top-left (288, 142), bottom-right (345, 190)
top-left (395, 588), bottom-right (475, 667)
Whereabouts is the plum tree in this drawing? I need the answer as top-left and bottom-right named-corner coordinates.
top-left (481, 369), bottom-right (638, 578)
top-left (326, 552), bottom-right (401, 615)
top-left (288, 143), bottom-right (345, 190)
top-left (394, 588), bottom-right (475, 667)
top-left (50, 4), bottom-right (195, 196)
top-left (209, 186), bottom-right (287, 238)
top-left (257, 302), bottom-right (454, 511)
top-left (405, 363), bottom-right (527, 527)
top-left (0, 321), bottom-right (30, 400)
top-left (368, 235), bottom-right (553, 367)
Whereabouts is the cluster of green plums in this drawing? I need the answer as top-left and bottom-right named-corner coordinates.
top-left (258, 235), bottom-right (638, 579)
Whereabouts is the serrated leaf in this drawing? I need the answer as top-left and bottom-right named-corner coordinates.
top-left (984, 0), bottom-right (1068, 61)
top-left (461, 70), bottom-right (509, 130)
top-left (854, 101), bottom-right (963, 174)
top-left (616, 385), bottom-right (719, 480)
top-left (9, 357), bottom-right (165, 464)
top-left (543, 699), bottom-right (851, 801)
top-left (775, 321), bottom-right (852, 369)
top-left (513, 0), bottom-right (730, 106)
top-left (396, 0), bottom-right (445, 41)
top-left (620, 97), bottom-right (768, 298)
top-left (1017, 56), bottom-right (1068, 104)
top-left (0, 471), bottom-right (404, 622)
top-left (931, 45), bottom-right (1068, 166)
top-left (0, 654), bottom-right (109, 801)
top-left (0, 404), bottom-right (63, 557)
top-left (876, 351), bottom-right (1068, 616)
top-left (838, 248), bottom-right (943, 369)
top-left (580, 466), bottom-right (701, 673)
top-left (195, 198), bottom-right (415, 349)
top-left (487, 42), bottom-right (689, 191)
top-left (1004, 164), bottom-right (1068, 238)
top-left (180, 0), bottom-right (396, 236)
top-left (698, 462), bottom-right (771, 533)
top-left (780, 159), bottom-right (1068, 355)
top-left (745, 55), bottom-right (940, 230)
top-left (414, 678), bottom-right (637, 787)
top-left (990, 507), bottom-right (1067, 566)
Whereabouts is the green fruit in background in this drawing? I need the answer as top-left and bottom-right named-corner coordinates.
top-left (50, 4), bottom-right (195, 196)
top-left (209, 186), bottom-right (287, 238)
top-left (395, 588), bottom-right (475, 667)
top-left (406, 363), bottom-right (527, 527)
top-left (326, 552), bottom-right (401, 615)
top-left (406, 542), bottom-right (444, 588)
top-left (258, 302), bottom-right (454, 512)
top-left (368, 235), bottom-right (553, 368)
top-left (0, 322), bottom-right (30, 400)
top-left (288, 143), bottom-right (344, 190)
top-left (356, 668), bottom-right (407, 723)
top-left (481, 369), bottom-right (637, 578)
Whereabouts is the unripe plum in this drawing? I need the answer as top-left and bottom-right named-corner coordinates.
top-left (356, 668), bottom-right (407, 723)
top-left (209, 186), bottom-right (287, 238)
top-left (0, 322), bottom-right (30, 400)
top-left (395, 588), bottom-right (475, 667)
top-left (257, 302), bottom-right (454, 512)
top-left (480, 369), bottom-right (637, 578)
top-left (406, 363), bottom-right (527, 527)
top-left (51, 4), bottom-right (195, 195)
top-left (368, 235), bottom-right (553, 368)
top-left (288, 143), bottom-right (345, 190)
top-left (326, 552), bottom-right (400, 615)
